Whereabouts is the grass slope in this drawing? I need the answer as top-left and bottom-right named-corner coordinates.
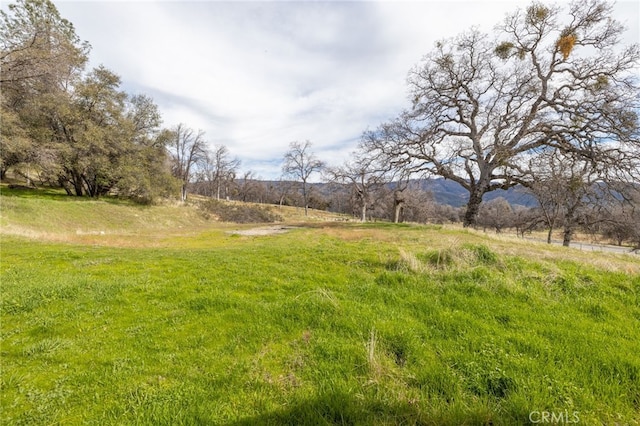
top-left (1, 188), bottom-right (640, 425)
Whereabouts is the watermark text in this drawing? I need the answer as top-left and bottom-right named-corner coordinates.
top-left (529, 410), bottom-right (580, 424)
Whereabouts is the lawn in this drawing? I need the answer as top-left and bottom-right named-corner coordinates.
top-left (1, 188), bottom-right (639, 424)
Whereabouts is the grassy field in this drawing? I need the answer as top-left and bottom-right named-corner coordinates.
top-left (1, 186), bottom-right (640, 425)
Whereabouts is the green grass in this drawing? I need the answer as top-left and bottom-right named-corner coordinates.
top-left (0, 186), bottom-right (212, 238)
top-left (2, 188), bottom-right (640, 424)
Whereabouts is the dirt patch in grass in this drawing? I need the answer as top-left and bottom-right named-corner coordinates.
top-left (228, 226), bottom-right (298, 236)
top-left (199, 199), bottom-right (283, 223)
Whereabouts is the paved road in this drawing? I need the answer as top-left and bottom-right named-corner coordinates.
top-left (523, 237), bottom-right (639, 255)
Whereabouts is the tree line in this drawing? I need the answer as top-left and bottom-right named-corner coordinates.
top-left (0, 0), bottom-right (237, 203)
top-left (2, 0), bottom-right (639, 248)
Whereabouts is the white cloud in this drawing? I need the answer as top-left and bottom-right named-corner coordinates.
top-left (51, 0), bottom-right (639, 178)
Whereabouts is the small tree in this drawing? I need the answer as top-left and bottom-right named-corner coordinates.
top-left (196, 144), bottom-right (239, 200)
top-left (282, 140), bottom-right (324, 216)
top-left (264, 178), bottom-right (297, 208)
top-left (526, 149), bottom-right (601, 246)
top-left (477, 197), bottom-right (515, 233)
top-left (511, 206), bottom-right (542, 238)
top-left (168, 123), bottom-right (207, 202)
top-left (210, 145), bottom-right (239, 200)
top-left (327, 151), bottom-right (387, 222)
top-left (235, 170), bottom-right (266, 203)
top-left (397, 186), bottom-right (436, 223)
top-left (600, 186), bottom-right (640, 248)
top-left (389, 172), bottom-right (413, 224)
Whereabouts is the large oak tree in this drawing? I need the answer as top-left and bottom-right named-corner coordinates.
top-left (364, 0), bottom-right (639, 227)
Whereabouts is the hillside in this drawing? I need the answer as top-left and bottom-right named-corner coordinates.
top-left (0, 186), bottom-right (346, 246)
top-left (1, 187), bottom-right (640, 425)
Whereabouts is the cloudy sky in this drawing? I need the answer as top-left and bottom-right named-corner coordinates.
top-left (52, 0), bottom-right (639, 179)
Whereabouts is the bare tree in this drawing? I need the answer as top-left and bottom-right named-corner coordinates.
top-left (396, 185), bottom-right (436, 223)
top-left (526, 149), bottom-right (601, 246)
top-left (511, 205), bottom-right (542, 238)
top-left (351, 132), bottom-right (415, 223)
top-left (601, 207), bottom-right (636, 246)
top-left (282, 140), bottom-right (324, 216)
top-left (211, 145), bottom-right (239, 200)
top-left (197, 144), bottom-right (239, 200)
top-left (389, 172), bottom-right (413, 224)
top-left (168, 123), bottom-right (207, 202)
top-left (600, 185), bottom-right (640, 249)
top-left (477, 197), bottom-right (515, 233)
top-left (363, 0), bottom-right (639, 227)
top-left (235, 170), bottom-right (266, 203)
top-left (264, 178), bottom-right (297, 208)
top-left (327, 151), bottom-right (387, 222)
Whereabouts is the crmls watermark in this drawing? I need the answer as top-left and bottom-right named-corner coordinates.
top-left (529, 410), bottom-right (580, 424)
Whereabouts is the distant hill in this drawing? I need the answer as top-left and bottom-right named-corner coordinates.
top-left (408, 179), bottom-right (537, 208)
top-left (238, 177), bottom-right (538, 209)
top-left (307, 178), bottom-right (536, 208)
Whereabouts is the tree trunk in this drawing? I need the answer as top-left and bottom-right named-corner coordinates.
top-left (562, 207), bottom-right (577, 247)
top-left (394, 201), bottom-right (403, 223)
top-left (463, 186), bottom-right (485, 227)
top-left (547, 227), bottom-right (553, 244)
top-left (302, 182), bottom-right (308, 216)
top-left (562, 226), bottom-right (573, 247)
top-left (83, 175), bottom-right (96, 198)
top-left (181, 183), bottom-right (187, 202)
top-left (71, 171), bottom-right (84, 197)
top-left (361, 203), bottom-right (367, 222)
top-left (59, 178), bottom-right (73, 195)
